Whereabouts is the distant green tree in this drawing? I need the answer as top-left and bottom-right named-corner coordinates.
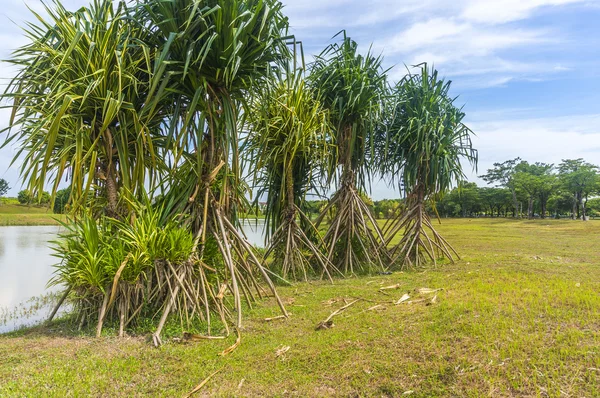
top-left (302, 200), bottom-right (326, 221)
top-left (480, 158), bottom-right (521, 217)
top-left (480, 187), bottom-right (512, 217)
top-left (548, 190), bottom-right (574, 218)
top-left (455, 182), bottom-right (480, 217)
top-left (40, 191), bottom-right (51, 205)
top-left (17, 190), bottom-right (31, 205)
top-left (558, 159), bottom-right (599, 221)
top-left (53, 187), bottom-right (71, 214)
top-left (374, 199), bottom-right (401, 219)
top-left (0, 179), bottom-right (9, 204)
top-left (587, 198), bottom-right (600, 217)
top-left (435, 190), bottom-right (461, 217)
top-left (17, 189), bottom-right (51, 206)
top-left (513, 162), bottom-right (556, 219)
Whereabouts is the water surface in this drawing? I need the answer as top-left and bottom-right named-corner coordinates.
top-left (0, 226), bottom-right (62, 332)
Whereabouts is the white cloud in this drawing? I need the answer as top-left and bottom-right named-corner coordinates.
top-left (466, 113), bottom-right (600, 184)
top-left (374, 16), bottom-right (557, 87)
top-left (461, 0), bottom-right (587, 24)
top-left (282, 0), bottom-right (590, 88)
top-left (382, 19), bottom-right (471, 53)
top-left (283, 0), bottom-right (427, 30)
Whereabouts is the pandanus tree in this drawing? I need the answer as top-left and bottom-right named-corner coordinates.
top-left (1, 0), bottom-right (163, 217)
top-left (380, 65), bottom-right (477, 268)
top-left (245, 72), bottom-right (335, 281)
top-left (135, 0), bottom-right (290, 335)
top-left (1, 0), bottom-right (190, 342)
top-left (309, 32), bottom-right (388, 274)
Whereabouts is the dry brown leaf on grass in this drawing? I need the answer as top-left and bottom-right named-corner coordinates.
top-left (315, 320), bottom-right (334, 330)
top-left (379, 283), bottom-right (401, 291)
top-left (216, 283), bottom-right (228, 299)
top-left (182, 332), bottom-right (226, 341)
top-left (275, 345), bottom-right (290, 357)
top-left (322, 298), bottom-right (338, 306)
top-left (219, 328), bottom-right (241, 356)
top-left (316, 299), bottom-right (360, 330)
top-left (264, 314), bottom-right (288, 322)
top-left (429, 295), bottom-right (438, 305)
top-left (236, 378), bottom-right (245, 392)
top-left (395, 293), bottom-right (410, 305)
top-left (184, 368), bottom-right (222, 398)
top-left (415, 287), bottom-right (442, 294)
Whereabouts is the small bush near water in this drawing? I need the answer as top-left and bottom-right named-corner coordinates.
top-left (50, 205), bottom-right (247, 344)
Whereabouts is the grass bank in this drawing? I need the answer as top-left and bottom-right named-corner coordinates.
top-left (1, 219), bottom-right (599, 396)
top-left (0, 204), bottom-right (63, 226)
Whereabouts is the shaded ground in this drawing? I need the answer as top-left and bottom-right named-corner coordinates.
top-left (1, 219), bottom-right (599, 397)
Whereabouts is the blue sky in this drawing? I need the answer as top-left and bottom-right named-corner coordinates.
top-left (1, 0), bottom-right (599, 199)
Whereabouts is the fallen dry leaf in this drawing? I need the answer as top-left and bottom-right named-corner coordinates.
top-left (415, 287), bottom-right (442, 294)
top-left (184, 368), bottom-right (222, 398)
top-left (426, 295), bottom-right (438, 306)
top-left (275, 345), bottom-right (290, 357)
top-left (395, 293), bottom-right (410, 305)
top-left (264, 315), bottom-right (288, 322)
top-left (379, 283), bottom-right (401, 291)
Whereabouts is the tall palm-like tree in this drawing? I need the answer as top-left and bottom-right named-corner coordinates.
top-left (309, 32), bottom-right (388, 274)
top-left (379, 65), bottom-right (477, 268)
top-left (2, 0), bottom-right (163, 217)
top-left (136, 0), bottom-right (290, 333)
top-left (245, 71), bottom-right (335, 281)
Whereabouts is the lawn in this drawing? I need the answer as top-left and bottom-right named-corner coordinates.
top-left (0, 219), bottom-right (599, 397)
top-left (0, 204), bottom-right (64, 226)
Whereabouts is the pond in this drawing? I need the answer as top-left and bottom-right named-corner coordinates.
top-left (0, 220), bottom-right (267, 333)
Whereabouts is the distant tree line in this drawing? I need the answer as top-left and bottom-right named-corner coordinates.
top-left (477, 158), bottom-right (599, 220)
top-left (302, 158), bottom-right (600, 220)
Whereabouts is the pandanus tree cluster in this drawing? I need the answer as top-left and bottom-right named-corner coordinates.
top-left (1, 0), bottom-right (476, 343)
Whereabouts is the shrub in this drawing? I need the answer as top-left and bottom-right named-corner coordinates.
top-left (17, 190), bottom-right (31, 204)
top-left (50, 205), bottom-right (200, 339)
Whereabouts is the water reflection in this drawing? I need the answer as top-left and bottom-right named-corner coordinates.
top-left (0, 226), bottom-right (62, 333)
top-left (239, 219), bottom-right (266, 248)
top-left (0, 226), bottom-right (61, 310)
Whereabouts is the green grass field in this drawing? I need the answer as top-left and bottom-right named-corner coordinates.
top-left (1, 219), bottom-right (599, 397)
top-left (0, 203), bottom-right (63, 226)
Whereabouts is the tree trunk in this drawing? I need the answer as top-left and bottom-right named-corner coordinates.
top-left (540, 200), bottom-right (546, 219)
top-left (580, 193), bottom-right (587, 221)
top-left (105, 162), bottom-right (119, 218)
top-left (285, 168), bottom-right (296, 223)
top-left (511, 189), bottom-right (518, 218)
top-left (527, 197), bottom-right (534, 219)
top-left (102, 128), bottom-right (119, 218)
